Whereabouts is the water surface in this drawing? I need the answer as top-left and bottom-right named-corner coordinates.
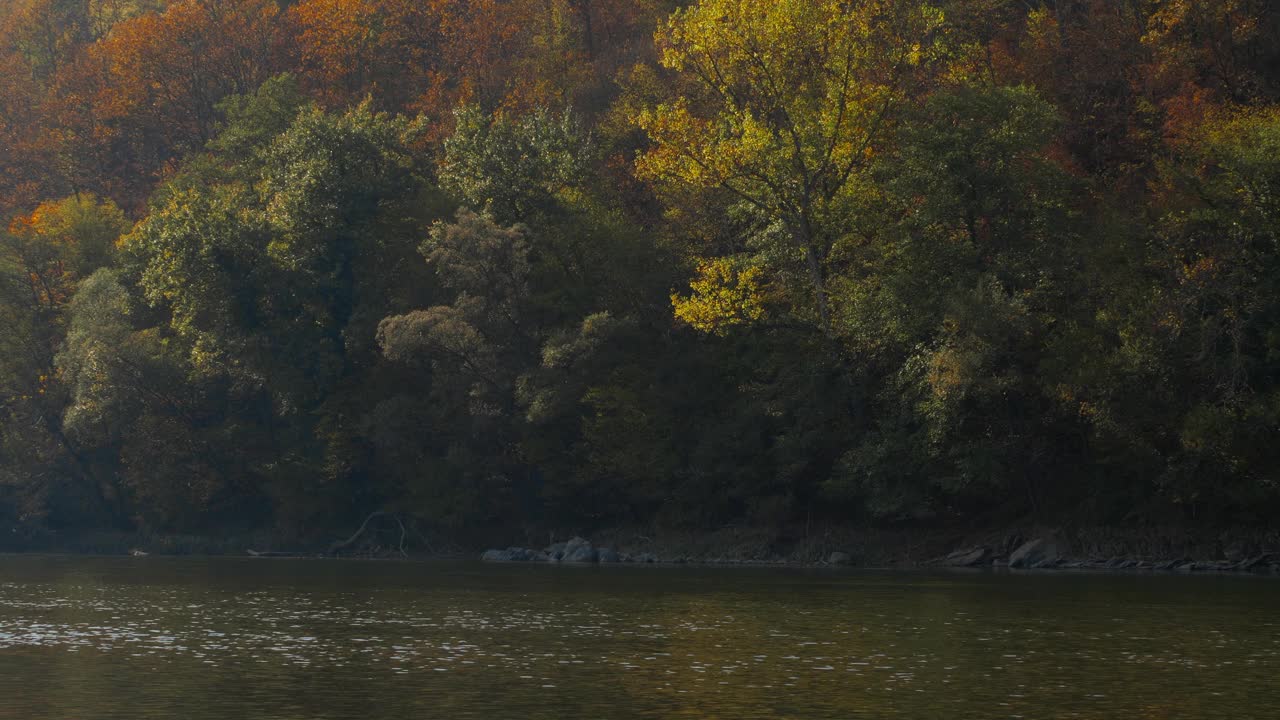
top-left (1, 555), bottom-right (1276, 718)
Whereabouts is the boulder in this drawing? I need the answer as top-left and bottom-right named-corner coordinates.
top-left (1009, 538), bottom-right (1063, 569)
top-left (1236, 555), bottom-right (1273, 571)
top-left (828, 551), bottom-right (853, 566)
top-left (597, 547), bottom-right (622, 563)
top-left (481, 547), bottom-right (546, 562)
top-left (941, 547), bottom-right (989, 568)
top-left (634, 553), bottom-right (658, 564)
top-left (561, 536), bottom-right (597, 563)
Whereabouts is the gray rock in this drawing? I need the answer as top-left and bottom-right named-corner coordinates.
top-left (597, 547), bottom-right (622, 563)
top-left (828, 551), bottom-right (854, 566)
top-left (481, 547), bottom-right (547, 562)
top-left (561, 536), bottom-right (597, 563)
top-left (941, 547), bottom-right (989, 568)
top-left (634, 553), bottom-right (657, 563)
top-left (1009, 538), bottom-right (1062, 569)
top-left (1236, 555), bottom-right (1274, 571)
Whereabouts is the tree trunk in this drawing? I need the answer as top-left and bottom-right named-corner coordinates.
top-left (794, 218), bottom-right (832, 334)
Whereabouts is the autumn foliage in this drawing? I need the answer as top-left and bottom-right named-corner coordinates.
top-left (2, 0), bottom-right (1280, 540)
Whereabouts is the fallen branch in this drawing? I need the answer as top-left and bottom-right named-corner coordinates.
top-left (329, 511), bottom-right (390, 555)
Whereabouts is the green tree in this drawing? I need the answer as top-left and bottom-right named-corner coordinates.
top-left (825, 83), bottom-right (1083, 518)
top-left (635, 0), bottom-right (945, 330)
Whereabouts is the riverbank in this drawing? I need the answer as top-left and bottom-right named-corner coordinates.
top-left (484, 525), bottom-right (1280, 574)
top-left (5, 524), bottom-right (1279, 575)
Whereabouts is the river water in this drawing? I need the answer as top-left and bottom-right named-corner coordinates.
top-left (0, 555), bottom-right (1276, 718)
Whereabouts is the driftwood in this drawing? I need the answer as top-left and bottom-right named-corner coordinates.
top-left (328, 511), bottom-right (408, 557)
top-left (246, 549), bottom-right (309, 558)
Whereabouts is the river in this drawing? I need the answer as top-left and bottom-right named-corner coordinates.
top-left (0, 555), bottom-right (1276, 718)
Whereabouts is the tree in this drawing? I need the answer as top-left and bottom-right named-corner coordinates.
top-left (440, 105), bottom-right (593, 226)
top-left (823, 83), bottom-right (1082, 518)
top-left (0, 195), bottom-right (129, 528)
top-left (127, 100), bottom-right (431, 409)
top-left (287, 0), bottom-right (444, 111)
top-left (43, 0), bottom-right (284, 205)
top-left (115, 95), bottom-right (439, 532)
top-left (635, 0), bottom-right (944, 331)
top-left (1148, 105), bottom-right (1280, 513)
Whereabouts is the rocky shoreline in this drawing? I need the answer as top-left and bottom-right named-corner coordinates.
top-left (7, 525), bottom-right (1279, 575)
top-left (928, 534), bottom-right (1280, 574)
top-left (481, 536), bottom-right (653, 565)
top-left (481, 528), bottom-right (1280, 575)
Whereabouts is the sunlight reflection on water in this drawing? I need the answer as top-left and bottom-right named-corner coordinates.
top-left (0, 557), bottom-right (1276, 719)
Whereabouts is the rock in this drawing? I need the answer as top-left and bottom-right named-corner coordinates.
top-left (1236, 555), bottom-right (1272, 571)
top-left (481, 547), bottom-right (547, 562)
top-left (1175, 562), bottom-right (1196, 572)
top-left (1009, 538), bottom-right (1062, 569)
top-left (634, 553), bottom-right (657, 564)
top-left (597, 547), bottom-right (622, 563)
top-left (828, 551), bottom-right (854, 566)
top-left (561, 536), bottom-right (597, 563)
top-left (129, 548), bottom-right (149, 557)
top-left (941, 547), bottom-right (989, 568)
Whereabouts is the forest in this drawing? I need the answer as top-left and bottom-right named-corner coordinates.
top-left (0, 0), bottom-right (1278, 548)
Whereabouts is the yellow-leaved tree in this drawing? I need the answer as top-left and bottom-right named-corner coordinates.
top-left (635, 0), bottom-right (944, 333)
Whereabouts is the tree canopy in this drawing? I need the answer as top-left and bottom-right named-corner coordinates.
top-left (2, 0), bottom-right (1279, 544)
